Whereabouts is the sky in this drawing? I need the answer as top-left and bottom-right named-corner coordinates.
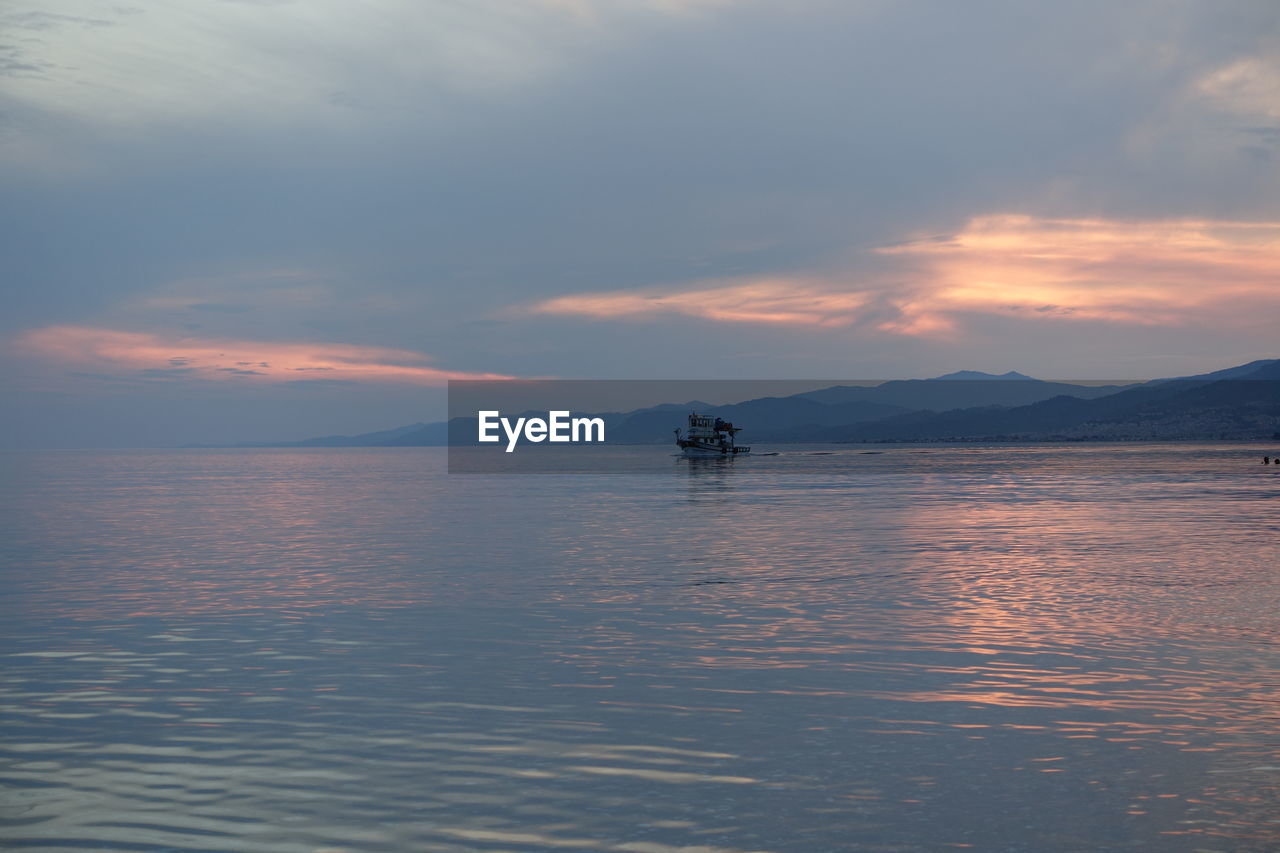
top-left (2, 0), bottom-right (1278, 447)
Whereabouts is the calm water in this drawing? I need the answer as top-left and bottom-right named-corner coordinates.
top-left (2, 444), bottom-right (1279, 852)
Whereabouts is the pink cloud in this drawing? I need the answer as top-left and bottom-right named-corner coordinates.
top-left (529, 215), bottom-right (1280, 340)
top-left (530, 277), bottom-right (872, 327)
top-left (877, 215), bottom-right (1280, 334)
top-left (14, 326), bottom-right (513, 385)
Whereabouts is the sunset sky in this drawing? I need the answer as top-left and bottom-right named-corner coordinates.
top-left (3, 0), bottom-right (1278, 446)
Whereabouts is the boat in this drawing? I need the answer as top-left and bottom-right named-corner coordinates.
top-left (674, 412), bottom-right (751, 456)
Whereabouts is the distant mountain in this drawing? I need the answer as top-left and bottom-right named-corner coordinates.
top-left (932, 370), bottom-right (1037, 381)
top-left (187, 422), bottom-right (433, 448)
top-left (378, 421), bottom-right (451, 446)
top-left (289, 422), bottom-right (430, 447)
top-left (1155, 358), bottom-right (1280, 383)
top-left (824, 377), bottom-right (1280, 442)
top-left (1243, 360), bottom-right (1280, 380)
top-left (794, 377), bottom-right (1125, 410)
top-left (603, 396), bottom-right (911, 443)
top-left (206, 359), bottom-right (1279, 447)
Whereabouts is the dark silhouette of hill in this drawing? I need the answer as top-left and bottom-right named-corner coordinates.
top-left (827, 371), bottom-right (1279, 442)
top-left (932, 370), bottom-right (1037, 380)
top-left (797, 375), bottom-right (1124, 410)
top-left (1155, 358), bottom-right (1280, 382)
top-left (603, 397), bottom-right (910, 443)
top-left (201, 359), bottom-right (1278, 446)
top-left (186, 422), bottom-right (431, 448)
top-left (378, 421), bottom-right (452, 446)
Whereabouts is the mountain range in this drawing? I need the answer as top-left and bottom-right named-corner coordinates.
top-left (198, 359), bottom-right (1280, 447)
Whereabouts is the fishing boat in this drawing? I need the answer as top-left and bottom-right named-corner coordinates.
top-left (674, 412), bottom-right (750, 456)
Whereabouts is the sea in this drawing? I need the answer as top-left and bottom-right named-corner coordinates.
top-left (1, 444), bottom-right (1278, 852)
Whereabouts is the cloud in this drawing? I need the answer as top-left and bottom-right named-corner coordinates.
top-left (1195, 54), bottom-right (1280, 120)
top-left (14, 326), bottom-right (514, 385)
top-left (877, 214), bottom-right (1280, 334)
top-left (529, 215), bottom-right (1280, 339)
top-left (529, 278), bottom-right (872, 327)
top-left (0, 0), bottom-right (729, 139)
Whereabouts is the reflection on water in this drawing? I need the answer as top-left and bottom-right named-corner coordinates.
top-left (1, 445), bottom-right (1279, 851)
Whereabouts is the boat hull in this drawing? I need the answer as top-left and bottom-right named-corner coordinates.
top-left (680, 444), bottom-right (750, 456)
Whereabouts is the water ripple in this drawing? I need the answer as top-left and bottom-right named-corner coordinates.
top-left (1, 445), bottom-right (1278, 850)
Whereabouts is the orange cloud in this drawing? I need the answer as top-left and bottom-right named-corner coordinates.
top-left (14, 326), bottom-right (513, 385)
top-left (530, 278), bottom-right (871, 327)
top-left (527, 216), bottom-right (1280, 338)
top-left (877, 215), bottom-right (1280, 334)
